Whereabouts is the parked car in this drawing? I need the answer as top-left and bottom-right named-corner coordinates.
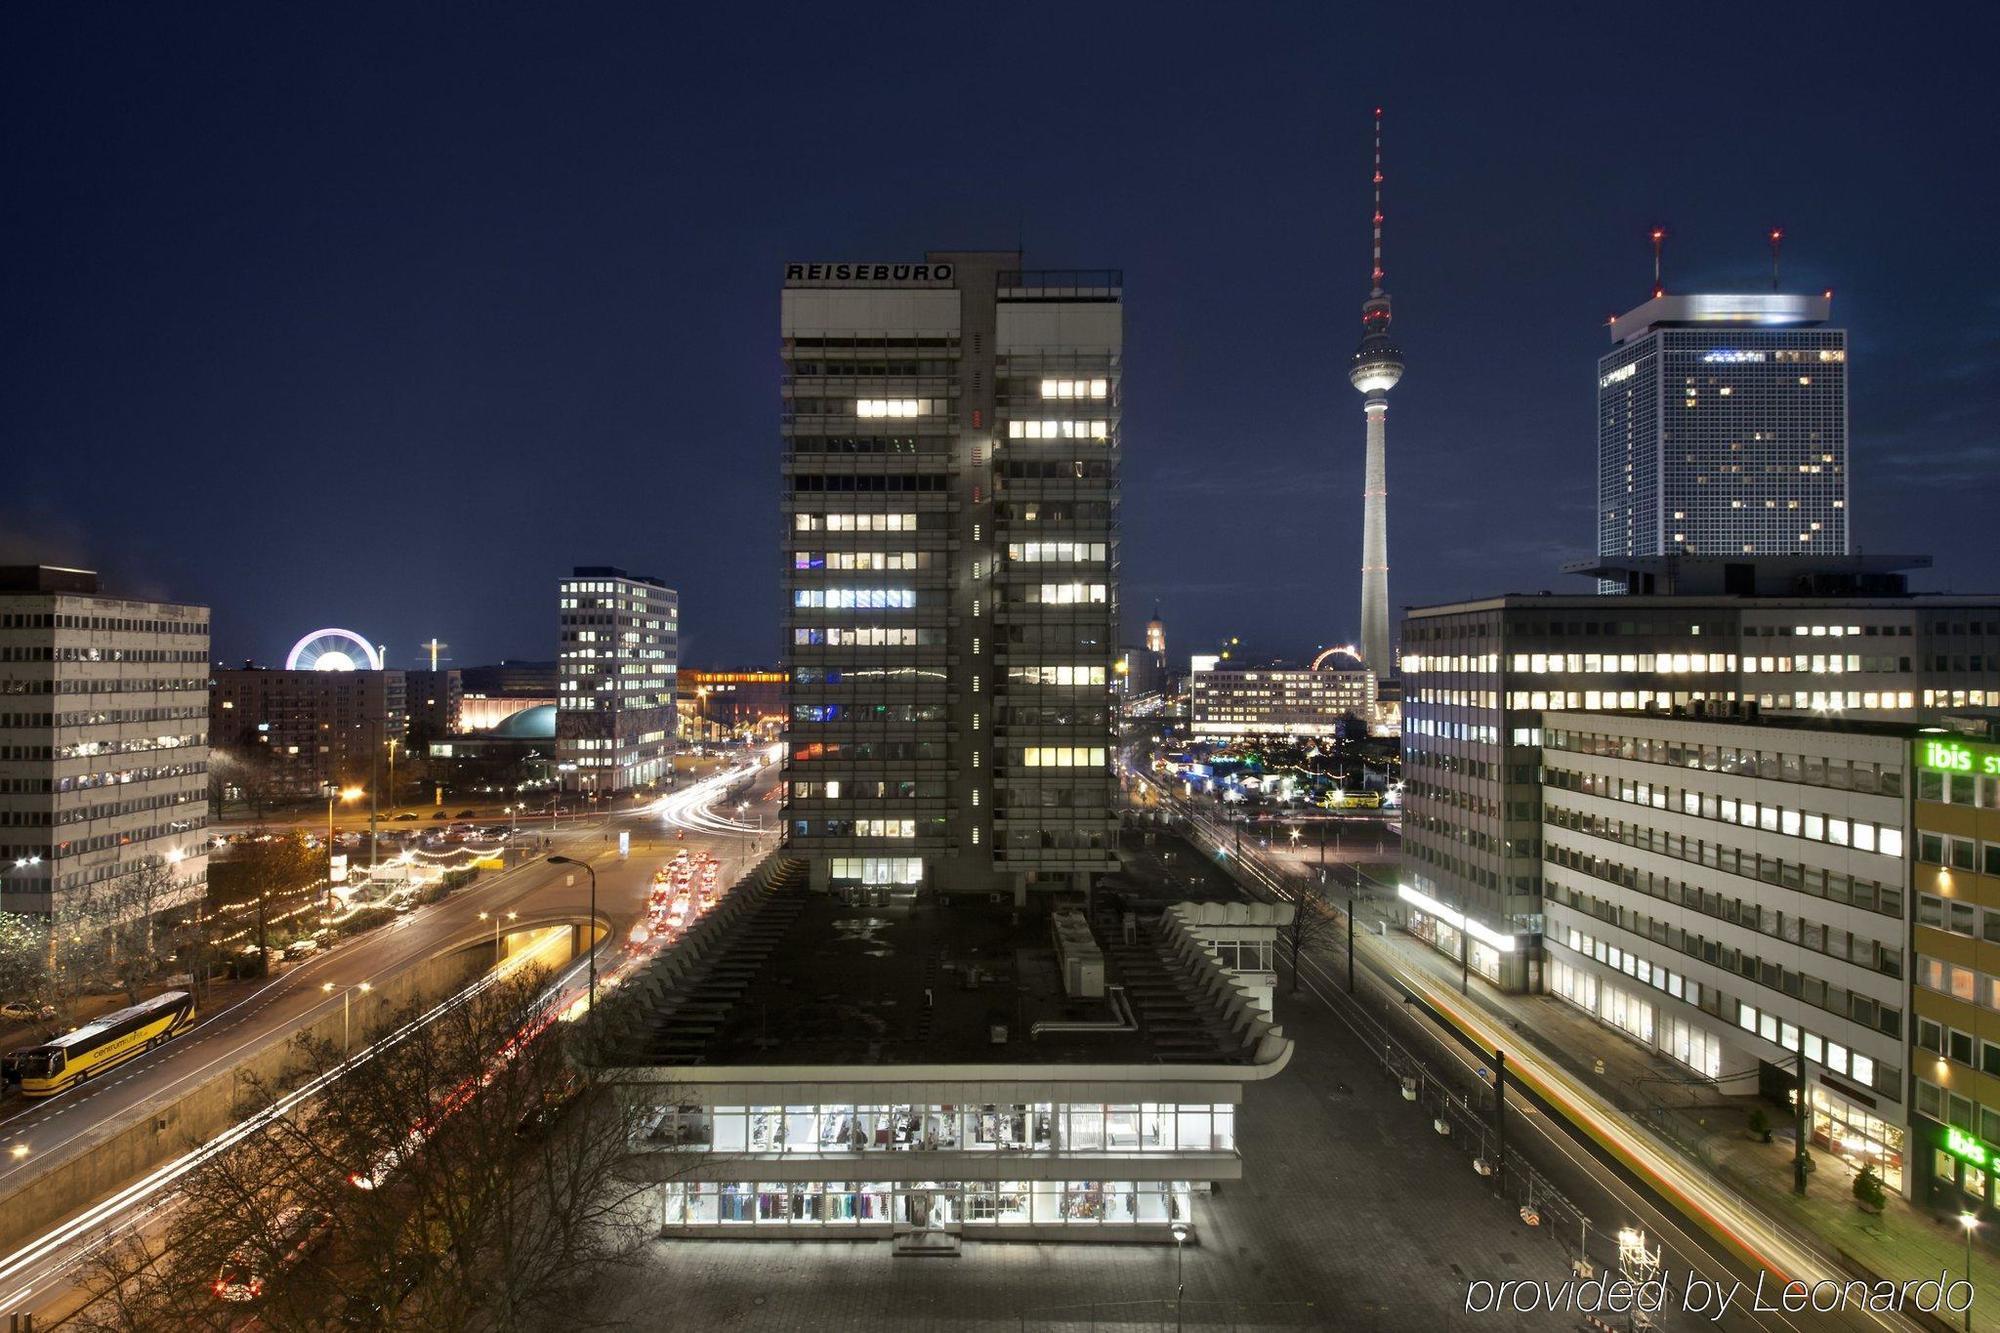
top-left (1, 1001), bottom-right (54, 1023)
top-left (394, 812), bottom-right (419, 821)
top-left (284, 938), bottom-right (320, 960)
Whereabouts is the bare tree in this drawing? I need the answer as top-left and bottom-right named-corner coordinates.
top-left (207, 832), bottom-right (320, 976)
top-left (0, 911), bottom-right (48, 1011)
top-left (74, 970), bottom-right (671, 1333)
top-left (1282, 878), bottom-right (1344, 995)
top-left (97, 859), bottom-right (186, 1003)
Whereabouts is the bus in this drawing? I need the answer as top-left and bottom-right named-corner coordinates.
top-left (1323, 789), bottom-right (1384, 810)
top-left (13, 991), bottom-right (196, 1098)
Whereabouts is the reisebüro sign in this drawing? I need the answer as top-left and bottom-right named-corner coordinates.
top-left (785, 262), bottom-right (955, 286)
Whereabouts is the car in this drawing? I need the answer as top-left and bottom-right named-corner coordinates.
top-left (334, 1254), bottom-right (429, 1328)
top-left (454, 809), bottom-right (477, 818)
top-left (394, 812), bottom-right (419, 821)
top-left (283, 938), bottom-right (320, 960)
top-left (430, 811), bottom-right (448, 821)
top-left (0, 1001), bottom-right (53, 1023)
top-left (213, 1206), bottom-right (333, 1302)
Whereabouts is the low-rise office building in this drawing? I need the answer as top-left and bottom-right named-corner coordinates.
top-left (679, 670), bottom-right (785, 742)
top-left (1536, 706), bottom-right (1911, 1191)
top-left (595, 860), bottom-right (1292, 1242)
top-left (0, 565), bottom-right (210, 918)
top-left (1189, 655), bottom-right (1377, 741)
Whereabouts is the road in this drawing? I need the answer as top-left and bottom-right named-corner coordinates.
top-left (1163, 786), bottom-right (1922, 1333)
top-left (0, 761), bottom-right (781, 1319)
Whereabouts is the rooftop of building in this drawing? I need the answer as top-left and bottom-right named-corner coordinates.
top-left (1408, 555), bottom-right (2000, 616)
top-left (599, 860), bottom-right (1285, 1072)
top-left (1548, 701), bottom-right (1944, 743)
top-left (0, 565), bottom-right (99, 595)
top-left (567, 566), bottom-right (672, 591)
top-left (1609, 292), bottom-right (1833, 345)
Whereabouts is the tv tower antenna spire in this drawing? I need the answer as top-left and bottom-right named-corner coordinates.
top-left (1370, 106), bottom-right (1385, 297)
top-left (1769, 227), bottom-right (1783, 292)
top-left (1650, 227), bottom-right (1666, 299)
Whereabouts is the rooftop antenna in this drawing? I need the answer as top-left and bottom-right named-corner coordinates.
top-left (1370, 106), bottom-right (1385, 296)
top-left (1769, 227), bottom-right (1783, 292)
top-left (1650, 227), bottom-right (1666, 299)
top-left (422, 637), bottom-right (447, 671)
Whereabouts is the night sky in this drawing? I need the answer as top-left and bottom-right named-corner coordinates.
top-left (5, 6), bottom-right (1996, 671)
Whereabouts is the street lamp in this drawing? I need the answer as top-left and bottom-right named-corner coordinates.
top-left (548, 856), bottom-right (598, 1011)
top-left (1961, 1213), bottom-right (1978, 1333)
top-left (479, 909), bottom-right (519, 963)
top-left (1170, 1220), bottom-right (1189, 1332)
top-left (321, 980), bottom-right (372, 1055)
top-left (323, 784), bottom-right (363, 912)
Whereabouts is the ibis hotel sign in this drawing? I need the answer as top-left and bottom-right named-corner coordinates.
top-left (1918, 736), bottom-right (2000, 778)
top-left (785, 261), bottom-right (955, 287)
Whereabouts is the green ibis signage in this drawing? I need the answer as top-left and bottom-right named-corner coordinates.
top-left (1919, 738), bottom-right (2000, 777)
top-left (1945, 1124), bottom-right (1993, 1169)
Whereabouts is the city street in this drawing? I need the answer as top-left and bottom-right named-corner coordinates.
top-left (0, 762), bottom-right (781, 1322)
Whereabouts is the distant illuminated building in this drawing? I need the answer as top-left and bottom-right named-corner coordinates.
top-left (557, 567), bottom-right (678, 792)
top-left (1598, 290), bottom-right (1848, 582)
top-left (679, 670), bottom-right (785, 741)
top-left (1189, 650), bottom-right (1377, 741)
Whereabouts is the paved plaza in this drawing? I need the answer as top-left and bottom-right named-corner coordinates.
top-left (582, 955), bottom-right (1585, 1331)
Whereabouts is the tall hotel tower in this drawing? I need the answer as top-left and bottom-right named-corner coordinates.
top-left (781, 255), bottom-right (1122, 904)
top-left (1598, 290), bottom-right (1848, 573)
top-left (1348, 111), bottom-right (1403, 677)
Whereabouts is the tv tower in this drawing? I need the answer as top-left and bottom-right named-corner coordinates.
top-left (1348, 107), bottom-right (1403, 678)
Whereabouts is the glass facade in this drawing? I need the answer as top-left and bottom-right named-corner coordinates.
top-left (634, 1101), bottom-right (1235, 1155)
top-left (662, 1179), bottom-right (1196, 1230)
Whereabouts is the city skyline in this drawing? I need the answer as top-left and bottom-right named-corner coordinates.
top-left (5, 8), bottom-right (1997, 670)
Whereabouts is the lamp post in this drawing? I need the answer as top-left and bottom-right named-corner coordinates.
top-left (1961, 1213), bottom-right (1978, 1333)
top-left (479, 909), bottom-right (519, 964)
top-left (548, 856), bottom-right (597, 1010)
top-left (321, 980), bottom-right (372, 1055)
top-left (1170, 1220), bottom-right (1189, 1332)
top-left (323, 784), bottom-right (362, 913)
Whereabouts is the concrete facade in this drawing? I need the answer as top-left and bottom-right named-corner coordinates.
top-left (0, 566), bottom-right (210, 918)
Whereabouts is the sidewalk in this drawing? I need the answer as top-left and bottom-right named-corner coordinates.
top-left (1196, 804), bottom-right (2000, 1329)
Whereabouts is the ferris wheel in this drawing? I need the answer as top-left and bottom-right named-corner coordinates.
top-left (286, 627), bottom-right (383, 672)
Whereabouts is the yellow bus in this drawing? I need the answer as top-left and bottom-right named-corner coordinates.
top-left (1324, 790), bottom-right (1383, 810)
top-left (14, 990), bottom-right (195, 1097)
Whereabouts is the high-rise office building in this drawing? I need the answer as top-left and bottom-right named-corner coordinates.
top-left (1400, 554), bottom-right (2000, 990)
top-left (1597, 292), bottom-right (1848, 579)
top-left (0, 566), bottom-right (210, 919)
top-left (782, 253), bottom-right (1121, 902)
top-left (556, 567), bottom-right (677, 792)
top-left (1349, 110), bottom-right (1402, 676)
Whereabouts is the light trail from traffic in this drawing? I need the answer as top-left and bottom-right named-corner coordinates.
top-left (0, 917), bottom-right (590, 1318)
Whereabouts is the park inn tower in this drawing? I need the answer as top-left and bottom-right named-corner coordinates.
top-left (1597, 293), bottom-right (1848, 577)
top-left (781, 254), bottom-right (1122, 902)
